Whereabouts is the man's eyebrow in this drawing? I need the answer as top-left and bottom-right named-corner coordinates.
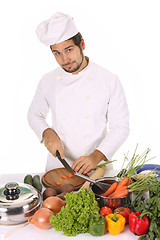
top-left (51, 49), bottom-right (60, 53)
top-left (51, 45), bottom-right (74, 53)
top-left (64, 45), bottom-right (74, 50)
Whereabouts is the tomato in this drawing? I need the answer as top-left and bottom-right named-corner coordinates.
top-left (100, 206), bottom-right (113, 217)
top-left (105, 198), bottom-right (121, 210)
top-left (115, 207), bottom-right (132, 223)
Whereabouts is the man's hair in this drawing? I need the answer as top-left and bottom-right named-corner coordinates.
top-left (50, 32), bottom-right (82, 51)
top-left (69, 32), bottom-right (82, 48)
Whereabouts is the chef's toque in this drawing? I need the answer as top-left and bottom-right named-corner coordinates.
top-left (36, 12), bottom-right (79, 46)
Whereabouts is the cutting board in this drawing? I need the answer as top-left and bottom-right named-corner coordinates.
top-left (42, 168), bottom-right (86, 190)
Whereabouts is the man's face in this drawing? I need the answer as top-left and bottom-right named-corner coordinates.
top-left (50, 39), bottom-right (85, 74)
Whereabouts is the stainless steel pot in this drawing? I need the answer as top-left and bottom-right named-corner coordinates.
top-left (89, 177), bottom-right (131, 210)
top-left (0, 182), bottom-right (42, 225)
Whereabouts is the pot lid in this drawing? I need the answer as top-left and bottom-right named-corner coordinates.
top-left (0, 182), bottom-right (42, 214)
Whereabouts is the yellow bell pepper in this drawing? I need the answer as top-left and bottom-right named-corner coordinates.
top-left (105, 209), bottom-right (126, 235)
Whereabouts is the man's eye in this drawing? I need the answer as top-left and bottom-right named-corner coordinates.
top-left (53, 52), bottom-right (60, 56)
top-left (67, 48), bottom-right (72, 53)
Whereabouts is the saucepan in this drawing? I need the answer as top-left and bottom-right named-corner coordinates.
top-left (0, 182), bottom-right (42, 225)
top-left (89, 177), bottom-right (132, 210)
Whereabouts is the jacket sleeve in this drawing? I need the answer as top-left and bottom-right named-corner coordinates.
top-left (96, 77), bottom-right (130, 160)
top-left (27, 78), bottom-right (50, 142)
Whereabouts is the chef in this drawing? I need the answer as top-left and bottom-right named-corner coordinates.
top-left (28, 12), bottom-right (130, 174)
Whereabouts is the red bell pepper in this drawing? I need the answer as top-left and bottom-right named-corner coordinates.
top-left (129, 211), bottom-right (151, 235)
top-left (115, 207), bottom-right (131, 224)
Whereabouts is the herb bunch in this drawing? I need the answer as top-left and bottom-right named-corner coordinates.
top-left (131, 178), bottom-right (160, 240)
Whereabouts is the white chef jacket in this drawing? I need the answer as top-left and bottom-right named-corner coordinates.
top-left (28, 59), bottom-right (129, 171)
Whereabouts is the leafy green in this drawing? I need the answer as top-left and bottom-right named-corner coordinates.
top-left (131, 178), bottom-right (160, 240)
top-left (49, 188), bottom-right (100, 236)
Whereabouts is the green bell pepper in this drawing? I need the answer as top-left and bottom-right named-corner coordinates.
top-left (88, 213), bottom-right (105, 236)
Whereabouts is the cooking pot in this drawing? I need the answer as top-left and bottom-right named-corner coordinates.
top-left (0, 182), bottom-right (42, 225)
top-left (89, 177), bottom-right (131, 210)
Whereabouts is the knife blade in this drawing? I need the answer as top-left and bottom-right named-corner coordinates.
top-left (56, 150), bottom-right (75, 174)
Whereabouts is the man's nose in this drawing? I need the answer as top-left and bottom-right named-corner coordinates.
top-left (61, 53), bottom-right (69, 64)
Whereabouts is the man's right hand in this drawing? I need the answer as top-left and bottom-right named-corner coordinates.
top-left (42, 128), bottom-right (64, 159)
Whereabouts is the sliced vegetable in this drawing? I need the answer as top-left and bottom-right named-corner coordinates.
top-left (105, 209), bottom-right (126, 235)
top-left (43, 196), bottom-right (66, 214)
top-left (102, 182), bottom-right (118, 197)
top-left (100, 206), bottom-right (113, 217)
top-left (88, 213), bottom-right (105, 236)
top-left (28, 208), bottom-right (53, 229)
top-left (68, 173), bottom-right (74, 178)
top-left (56, 181), bottom-right (62, 186)
top-left (61, 175), bottom-right (67, 179)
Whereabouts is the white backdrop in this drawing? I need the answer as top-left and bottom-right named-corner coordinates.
top-left (0, 0), bottom-right (160, 175)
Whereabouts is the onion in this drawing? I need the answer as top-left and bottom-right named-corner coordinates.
top-left (43, 196), bottom-right (66, 214)
top-left (28, 208), bottom-right (53, 229)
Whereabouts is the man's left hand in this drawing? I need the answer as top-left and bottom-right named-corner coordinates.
top-left (72, 150), bottom-right (106, 174)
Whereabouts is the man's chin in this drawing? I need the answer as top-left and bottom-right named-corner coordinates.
top-left (62, 66), bottom-right (80, 73)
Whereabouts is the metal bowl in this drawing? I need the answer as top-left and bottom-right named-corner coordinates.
top-left (0, 182), bottom-right (42, 225)
top-left (89, 177), bottom-right (131, 210)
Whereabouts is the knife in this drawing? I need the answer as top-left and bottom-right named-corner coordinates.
top-left (56, 150), bottom-right (75, 175)
top-left (56, 150), bottom-right (110, 191)
top-left (56, 150), bottom-right (96, 182)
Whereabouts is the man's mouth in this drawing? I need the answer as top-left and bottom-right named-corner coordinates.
top-left (63, 61), bottom-right (75, 68)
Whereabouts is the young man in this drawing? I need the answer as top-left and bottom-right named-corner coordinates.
top-left (28, 12), bottom-right (129, 174)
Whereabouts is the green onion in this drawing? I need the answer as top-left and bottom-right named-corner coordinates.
top-left (118, 144), bottom-right (156, 180)
top-left (93, 160), bottom-right (116, 170)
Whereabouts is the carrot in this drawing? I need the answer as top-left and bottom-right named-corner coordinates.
top-left (68, 173), bottom-right (74, 178)
top-left (102, 182), bottom-right (118, 197)
top-left (111, 188), bottom-right (129, 198)
top-left (127, 177), bottom-right (132, 186)
top-left (109, 185), bottom-right (128, 198)
top-left (116, 176), bottom-right (129, 191)
top-left (56, 181), bottom-right (62, 186)
top-left (61, 175), bottom-right (67, 179)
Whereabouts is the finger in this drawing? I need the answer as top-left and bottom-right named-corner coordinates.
top-left (57, 147), bottom-right (64, 159)
top-left (78, 164), bottom-right (90, 174)
top-left (72, 156), bottom-right (84, 170)
top-left (83, 166), bottom-right (92, 175)
top-left (72, 160), bottom-right (84, 172)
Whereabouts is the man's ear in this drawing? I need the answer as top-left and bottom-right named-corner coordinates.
top-left (80, 38), bottom-right (85, 50)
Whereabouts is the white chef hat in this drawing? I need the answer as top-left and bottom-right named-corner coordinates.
top-left (36, 12), bottom-right (79, 46)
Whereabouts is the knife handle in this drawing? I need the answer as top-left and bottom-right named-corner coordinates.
top-left (56, 150), bottom-right (61, 159)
